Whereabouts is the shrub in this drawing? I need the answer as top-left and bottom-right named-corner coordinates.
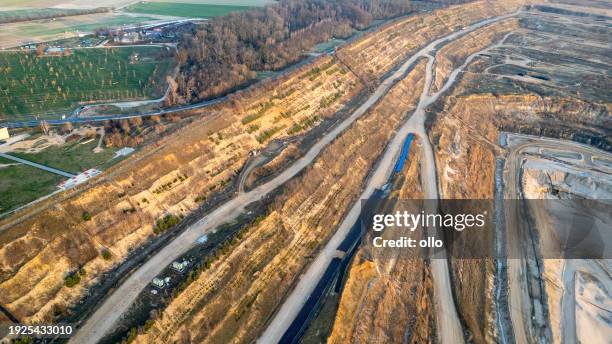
top-left (65, 268), bottom-right (85, 288)
top-left (82, 211), bottom-right (92, 221)
top-left (101, 249), bottom-right (112, 260)
top-left (153, 214), bottom-right (180, 234)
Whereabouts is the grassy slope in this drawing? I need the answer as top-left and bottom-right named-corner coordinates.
top-left (0, 46), bottom-right (172, 119)
top-left (0, 141), bottom-right (118, 213)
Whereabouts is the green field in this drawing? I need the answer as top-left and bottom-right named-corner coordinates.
top-left (0, 141), bottom-right (119, 214)
top-left (16, 15), bottom-right (158, 36)
top-left (125, 2), bottom-right (253, 18)
top-left (0, 46), bottom-right (174, 119)
top-left (13, 140), bottom-right (118, 174)
top-left (0, 158), bottom-right (61, 214)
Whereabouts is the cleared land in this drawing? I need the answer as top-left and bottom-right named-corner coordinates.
top-left (124, 2), bottom-right (253, 18)
top-left (0, 46), bottom-right (173, 119)
top-left (0, 0), bottom-right (141, 9)
top-left (0, 8), bottom-right (107, 23)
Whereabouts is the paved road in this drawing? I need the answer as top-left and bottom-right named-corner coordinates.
top-left (0, 153), bottom-right (74, 178)
top-left (2, 96), bottom-right (226, 129)
top-left (260, 11), bottom-right (522, 344)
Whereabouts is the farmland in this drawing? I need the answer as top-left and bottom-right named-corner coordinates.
top-left (0, 46), bottom-right (174, 120)
top-left (0, 12), bottom-right (161, 49)
top-left (0, 8), bottom-right (108, 24)
top-left (124, 2), bottom-right (253, 18)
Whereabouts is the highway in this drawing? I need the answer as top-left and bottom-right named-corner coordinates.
top-left (260, 10), bottom-right (522, 344)
top-left (0, 152), bottom-right (74, 178)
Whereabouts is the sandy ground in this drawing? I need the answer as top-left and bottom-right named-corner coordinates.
top-left (67, 9), bottom-right (476, 341)
top-left (260, 11), bottom-right (523, 344)
top-left (505, 133), bottom-right (612, 344)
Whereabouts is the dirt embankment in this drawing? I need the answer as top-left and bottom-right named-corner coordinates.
top-left (328, 140), bottom-right (438, 344)
top-left (130, 61), bottom-right (427, 344)
top-left (0, 54), bottom-right (363, 324)
top-left (429, 107), bottom-right (498, 343)
top-left (336, 0), bottom-right (525, 86)
top-left (427, 89), bottom-right (609, 343)
top-left (430, 18), bottom-right (519, 93)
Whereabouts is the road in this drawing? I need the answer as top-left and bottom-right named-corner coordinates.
top-left (2, 96), bottom-right (226, 129)
top-left (68, 12), bottom-right (460, 342)
top-left (0, 152), bottom-right (74, 178)
top-left (70, 9), bottom-right (524, 344)
top-left (260, 10), bottom-right (522, 344)
top-left (503, 133), bottom-right (612, 344)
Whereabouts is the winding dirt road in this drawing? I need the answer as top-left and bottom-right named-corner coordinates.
top-left (504, 133), bottom-right (612, 344)
top-left (259, 11), bottom-right (522, 344)
top-left (70, 12), bottom-right (511, 343)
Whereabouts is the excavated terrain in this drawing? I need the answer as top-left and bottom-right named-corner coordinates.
top-left (330, 2), bottom-right (609, 344)
top-left (129, 60), bottom-right (427, 344)
top-left (3, 1), bottom-right (609, 344)
top-left (328, 140), bottom-right (438, 344)
top-left (0, 0), bottom-right (527, 327)
top-left (426, 2), bottom-right (610, 343)
top-left (336, 0), bottom-right (525, 86)
top-left (0, 54), bottom-right (363, 323)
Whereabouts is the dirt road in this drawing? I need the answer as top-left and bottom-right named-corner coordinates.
top-left (504, 133), bottom-right (612, 344)
top-left (259, 11), bottom-right (522, 344)
top-left (69, 12), bottom-right (476, 343)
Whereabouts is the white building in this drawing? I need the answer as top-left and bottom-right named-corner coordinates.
top-left (58, 168), bottom-right (101, 190)
top-left (0, 127), bottom-right (9, 141)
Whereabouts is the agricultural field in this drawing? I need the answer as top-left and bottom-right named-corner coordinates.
top-left (124, 1), bottom-right (257, 18)
top-left (0, 8), bottom-right (105, 23)
top-left (0, 46), bottom-right (174, 120)
top-left (0, 0), bottom-right (140, 9)
top-left (0, 12), bottom-right (162, 49)
top-left (145, 0), bottom-right (273, 7)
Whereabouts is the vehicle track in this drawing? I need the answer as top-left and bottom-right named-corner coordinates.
top-left (69, 11), bottom-right (502, 343)
top-left (260, 10), bottom-right (522, 344)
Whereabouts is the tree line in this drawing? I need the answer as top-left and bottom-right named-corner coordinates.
top-left (169, 0), bottom-right (430, 104)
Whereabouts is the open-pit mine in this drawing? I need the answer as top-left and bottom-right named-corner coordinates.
top-left (0, 0), bottom-right (609, 344)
